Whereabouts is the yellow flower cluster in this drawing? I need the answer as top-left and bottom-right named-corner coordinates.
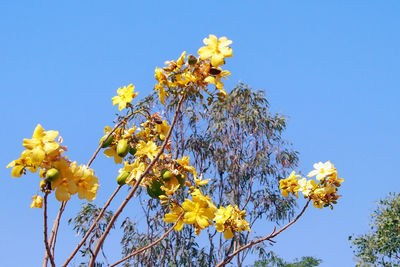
top-left (162, 170), bottom-right (250, 239)
top-left (164, 188), bottom-right (216, 236)
top-left (164, 188), bottom-right (251, 238)
top-left (214, 205), bottom-right (251, 239)
top-left (100, 108), bottom-right (197, 200)
top-left (154, 34), bottom-right (233, 105)
top-left (7, 124), bottom-right (99, 208)
top-left (279, 161), bottom-right (344, 209)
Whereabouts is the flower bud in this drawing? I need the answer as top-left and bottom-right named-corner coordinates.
top-left (46, 168), bottom-right (59, 182)
top-left (129, 146), bottom-right (137, 155)
top-left (176, 174), bottom-right (185, 186)
top-left (209, 67), bottom-right (222, 75)
top-left (100, 134), bottom-right (114, 148)
top-left (117, 139), bottom-right (129, 157)
top-left (146, 179), bottom-right (165, 199)
top-left (117, 171), bottom-right (130, 185)
top-left (159, 134), bottom-right (166, 141)
top-left (161, 170), bottom-right (172, 181)
top-left (188, 54), bottom-right (197, 65)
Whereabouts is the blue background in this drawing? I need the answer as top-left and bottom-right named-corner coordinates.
top-left (1, 1), bottom-right (399, 266)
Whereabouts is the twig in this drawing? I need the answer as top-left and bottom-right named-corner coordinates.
top-left (109, 214), bottom-right (183, 267)
top-left (50, 201), bottom-right (66, 255)
top-left (43, 193), bottom-right (56, 267)
top-left (215, 199), bottom-right (311, 267)
top-left (62, 185), bottom-right (122, 267)
top-left (43, 201), bottom-right (66, 267)
top-left (61, 113), bottom-right (134, 266)
top-left (87, 115), bottom-right (132, 167)
top-left (88, 95), bottom-right (186, 266)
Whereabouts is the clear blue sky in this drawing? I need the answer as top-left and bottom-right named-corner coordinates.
top-left (1, 1), bottom-right (399, 266)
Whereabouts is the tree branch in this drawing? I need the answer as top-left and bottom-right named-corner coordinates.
top-left (109, 214), bottom-right (183, 267)
top-left (61, 112), bottom-right (134, 266)
top-left (88, 95), bottom-right (186, 266)
top-left (43, 193), bottom-right (56, 267)
top-left (42, 201), bottom-right (66, 267)
top-left (216, 199), bottom-right (311, 267)
top-left (62, 185), bottom-right (122, 267)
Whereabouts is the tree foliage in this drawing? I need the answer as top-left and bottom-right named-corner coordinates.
top-left (251, 252), bottom-right (322, 267)
top-left (94, 83), bottom-right (299, 266)
top-left (350, 192), bottom-right (400, 266)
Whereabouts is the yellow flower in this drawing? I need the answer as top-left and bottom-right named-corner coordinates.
top-left (135, 140), bottom-right (158, 161)
top-left (155, 84), bottom-right (167, 105)
top-left (155, 120), bottom-right (170, 138)
top-left (22, 124), bottom-right (59, 166)
top-left (214, 205), bottom-right (250, 239)
top-left (124, 159), bottom-right (147, 185)
top-left (70, 163), bottom-right (99, 202)
top-left (182, 189), bottom-right (217, 235)
top-left (7, 151), bottom-right (38, 177)
top-left (214, 205), bottom-right (233, 231)
top-left (298, 178), bottom-right (317, 197)
top-left (279, 171), bottom-right (301, 198)
top-left (177, 156), bottom-right (197, 178)
top-left (204, 69), bottom-right (231, 90)
top-left (155, 67), bottom-right (167, 85)
top-left (104, 146), bottom-right (123, 164)
top-left (176, 51), bottom-right (186, 69)
top-left (164, 204), bottom-right (184, 231)
top-left (112, 84), bottom-right (139, 111)
top-left (307, 161), bottom-right (337, 181)
top-left (198, 35), bottom-right (233, 67)
top-left (51, 158), bottom-right (77, 201)
top-left (30, 195), bottom-right (43, 208)
top-left (194, 175), bottom-right (209, 186)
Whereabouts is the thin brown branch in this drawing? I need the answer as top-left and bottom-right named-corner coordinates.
top-left (61, 113), bottom-right (135, 266)
top-left (109, 214), bottom-right (183, 267)
top-left (88, 95), bottom-right (186, 266)
top-left (43, 193), bottom-right (56, 267)
top-left (215, 199), bottom-right (311, 267)
top-left (62, 185), bottom-right (122, 267)
top-left (50, 201), bottom-right (66, 255)
top-left (43, 201), bottom-right (66, 267)
top-left (87, 114), bottom-right (132, 168)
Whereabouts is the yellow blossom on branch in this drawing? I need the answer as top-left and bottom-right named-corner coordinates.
top-left (198, 34), bottom-right (233, 67)
top-left (7, 150), bottom-right (38, 177)
top-left (204, 69), bottom-right (231, 90)
top-left (104, 146), bottom-right (123, 164)
top-left (182, 189), bottom-right (217, 235)
top-left (164, 204), bottom-right (184, 231)
top-left (30, 195), bottom-right (43, 209)
top-left (214, 205), bottom-right (250, 239)
top-left (307, 161), bottom-right (337, 181)
top-left (135, 140), bottom-right (158, 161)
top-left (176, 156), bottom-right (197, 179)
top-left (112, 84), bottom-right (139, 111)
top-left (22, 124), bottom-right (59, 167)
top-left (279, 171), bottom-right (301, 198)
top-left (70, 163), bottom-right (99, 202)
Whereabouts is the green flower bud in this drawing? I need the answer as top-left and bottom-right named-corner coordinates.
top-left (46, 168), bottom-right (59, 182)
top-left (146, 180), bottom-right (165, 199)
top-left (117, 171), bottom-right (130, 185)
top-left (100, 134), bottom-right (114, 148)
top-left (117, 139), bottom-right (129, 157)
top-left (161, 170), bottom-right (172, 181)
top-left (176, 174), bottom-right (185, 186)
